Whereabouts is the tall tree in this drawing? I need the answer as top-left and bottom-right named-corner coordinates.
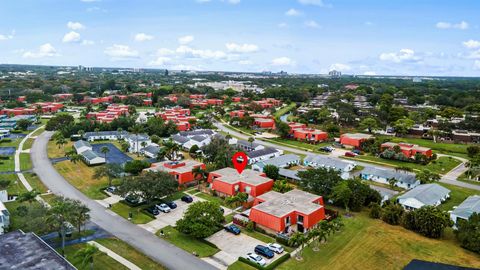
top-left (176, 201), bottom-right (224, 238)
top-left (298, 167), bottom-right (343, 200)
top-left (100, 146), bottom-right (110, 160)
top-left (75, 244), bottom-right (100, 270)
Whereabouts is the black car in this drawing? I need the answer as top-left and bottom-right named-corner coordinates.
top-left (254, 245), bottom-right (274, 259)
top-left (224, 224), bottom-right (241, 235)
top-left (181, 195), bottom-right (193, 203)
top-left (145, 206), bottom-right (160, 216)
top-left (125, 195), bottom-right (141, 205)
top-left (319, 146), bottom-right (333, 153)
top-left (165, 201), bottom-right (177, 209)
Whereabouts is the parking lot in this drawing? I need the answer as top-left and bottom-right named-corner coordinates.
top-left (91, 143), bottom-right (132, 164)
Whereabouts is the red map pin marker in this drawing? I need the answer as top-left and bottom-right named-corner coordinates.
top-left (232, 152), bottom-right (248, 174)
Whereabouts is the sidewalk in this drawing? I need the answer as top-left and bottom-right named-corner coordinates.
top-left (88, 241), bottom-right (142, 270)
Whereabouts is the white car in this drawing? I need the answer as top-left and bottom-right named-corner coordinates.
top-left (246, 253), bottom-right (266, 266)
top-left (267, 243), bottom-right (284, 254)
top-left (156, 203), bottom-right (171, 213)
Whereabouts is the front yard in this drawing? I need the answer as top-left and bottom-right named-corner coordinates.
top-left (61, 243), bottom-right (128, 270)
top-left (110, 202), bottom-right (154, 224)
top-left (156, 225), bottom-right (220, 257)
top-left (437, 182), bottom-right (480, 211)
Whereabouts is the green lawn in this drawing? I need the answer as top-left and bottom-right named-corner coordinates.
top-left (268, 137), bottom-right (330, 152)
top-left (3, 174), bottom-right (27, 195)
top-left (31, 127), bottom-right (45, 137)
top-left (228, 260), bottom-right (258, 270)
top-left (20, 153), bottom-right (32, 171)
top-left (377, 136), bottom-right (469, 157)
top-left (156, 226), bottom-right (219, 257)
top-left (277, 212), bottom-right (480, 270)
top-left (195, 192), bottom-right (232, 209)
top-left (23, 138), bottom-right (35, 150)
top-left (61, 243), bottom-right (128, 270)
top-left (24, 173), bottom-right (48, 193)
top-left (438, 182), bottom-right (480, 211)
top-left (0, 156), bottom-right (15, 172)
top-left (110, 202), bottom-right (154, 224)
top-left (274, 102), bottom-right (297, 118)
top-left (96, 238), bottom-right (166, 270)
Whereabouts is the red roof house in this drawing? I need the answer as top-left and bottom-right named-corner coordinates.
top-left (253, 118), bottom-right (276, 129)
top-left (208, 168), bottom-right (274, 197)
top-left (293, 128), bottom-right (328, 142)
top-left (340, 133), bottom-right (373, 148)
top-left (380, 142), bottom-right (433, 158)
top-left (288, 122), bottom-right (307, 134)
top-left (146, 160), bottom-right (206, 185)
top-left (249, 189), bottom-right (326, 234)
top-left (230, 110), bottom-right (247, 119)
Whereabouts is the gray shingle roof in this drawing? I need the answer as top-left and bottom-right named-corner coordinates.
top-left (304, 155), bottom-right (354, 171)
top-left (237, 139), bottom-right (262, 149)
top-left (171, 135), bottom-right (189, 144)
top-left (179, 129), bottom-right (215, 137)
top-left (360, 166), bottom-right (418, 185)
top-left (398, 184), bottom-right (451, 206)
top-left (126, 134), bottom-right (150, 141)
top-left (84, 131), bottom-right (126, 138)
top-left (74, 140), bottom-right (91, 150)
top-left (451, 195), bottom-right (480, 220)
top-left (278, 168), bottom-right (305, 181)
top-left (142, 145), bottom-right (161, 155)
top-left (247, 148), bottom-right (279, 159)
top-left (81, 149), bottom-right (101, 161)
top-left (254, 154), bottom-right (300, 169)
top-left (190, 135), bottom-right (208, 142)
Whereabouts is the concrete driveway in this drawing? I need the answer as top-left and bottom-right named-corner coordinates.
top-left (207, 229), bottom-right (278, 267)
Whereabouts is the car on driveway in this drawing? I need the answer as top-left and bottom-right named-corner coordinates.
top-left (267, 243), bottom-right (284, 254)
top-left (254, 245), bottom-right (274, 259)
top-left (181, 195), bottom-right (193, 203)
top-left (105, 186), bottom-right (117, 193)
top-left (145, 206), bottom-right (160, 216)
top-left (319, 146), bottom-right (334, 153)
top-left (165, 201), bottom-right (177, 209)
top-left (156, 203), bottom-right (171, 213)
top-left (345, 151), bottom-right (357, 157)
top-left (224, 224), bottom-right (241, 235)
top-left (352, 149), bottom-right (361, 155)
top-left (246, 253), bottom-right (266, 266)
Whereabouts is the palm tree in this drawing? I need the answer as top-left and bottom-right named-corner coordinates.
top-left (331, 217), bottom-right (344, 232)
top-left (225, 134), bottom-right (232, 142)
top-left (100, 146), bottom-right (110, 160)
top-left (289, 231), bottom-right (307, 260)
top-left (56, 135), bottom-right (67, 153)
top-left (75, 243), bottom-right (100, 270)
top-left (18, 190), bottom-right (40, 204)
top-left (387, 177), bottom-right (397, 189)
top-left (47, 198), bottom-right (76, 256)
top-left (73, 203), bottom-right (90, 234)
top-left (192, 166), bottom-right (207, 190)
top-left (163, 139), bottom-right (179, 161)
top-left (78, 130), bottom-right (85, 139)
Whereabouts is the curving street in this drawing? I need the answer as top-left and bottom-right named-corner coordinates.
top-left (31, 131), bottom-right (218, 270)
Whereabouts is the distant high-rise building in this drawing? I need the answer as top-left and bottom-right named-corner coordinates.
top-left (329, 70), bottom-right (342, 78)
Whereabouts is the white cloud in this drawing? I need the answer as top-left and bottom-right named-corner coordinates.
top-left (156, 48), bottom-right (175, 56)
top-left (23, 43), bottom-right (59, 58)
top-left (134, 33), bottom-right (154, 42)
top-left (463, 40), bottom-right (480, 49)
top-left (62, 31), bottom-right (81, 43)
top-left (474, 60), bottom-right (480, 70)
top-left (104, 44), bottom-right (139, 60)
top-left (0, 32), bottom-right (14, 41)
top-left (363, 71), bottom-right (377, 76)
top-left (81, 40), bottom-right (95, 46)
top-left (176, 45), bottom-right (227, 59)
top-left (379, 48), bottom-right (422, 63)
top-left (467, 49), bottom-right (480, 59)
top-left (278, 22), bottom-right (288, 28)
top-left (178, 35), bottom-right (194, 45)
top-left (225, 43), bottom-right (259, 53)
top-left (436, 21), bottom-right (469, 30)
top-left (298, 0), bottom-right (325, 6)
top-left (272, 57), bottom-right (294, 66)
top-left (329, 63), bottom-right (351, 71)
top-left (67, 21), bottom-right (85, 30)
top-left (305, 20), bottom-right (320, 28)
top-left (239, 60), bottom-right (252, 65)
top-left (285, 8), bottom-right (302, 16)
top-left (149, 57), bottom-right (172, 66)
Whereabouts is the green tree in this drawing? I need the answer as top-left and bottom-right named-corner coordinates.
top-left (392, 118), bottom-right (414, 137)
top-left (403, 206), bottom-right (452, 238)
top-left (289, 231), bottom-right (308, 260)
top-left (415, 169), bottom-right (441, 184)
top-left (298, 167), bottom-right (343, 200)
top-left (18, 190), bottom-right (40, 204)
top-left (381, 203), bottom-right (405, 225)
top-left (263, 165), bottom-right (279, 180)
top-left (387, 177), bottom-right (397, 189)
top-left (123, 160), bottom-right (151, 175)
top-left (72, 201), bottom-right (91, 234)
top-left (75, 243), bottom-right (101, 270)
top-left (331, 181), bottom-right (352, 212)
top-left (162, 139), bottom-right (180, 161)
top-left (176, 201), bottom-right (225, 238)
top-left (118, 171), bottom-right (178, 204)
top-left (272, 180), bottom-right (294, 193)
top-left (93, 163), bottom-right (122, 186)
top-left (46, 197), bottom-right (79, 256)
top-left (100, 146), bottom-right (110, 160)
top-left (455, 213), bottom-right (480, 254)
top-left (55, 134), bottom-right (67, 153)
top-left (192, 166), bottom-right (207, 189)
top-left (369, 202), bottom-right (382, 219)
top-left (16, 119), bottom-right (32, 131)
top-left (359, 117), bottom-right (378, 133)
top-left (46, 113), bottom-right (74, 131)
top-left (275, 120), bottom-right (291, 138)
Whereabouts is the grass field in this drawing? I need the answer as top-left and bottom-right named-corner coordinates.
top-left (22, 138), bottom-right (35, 150)
top-left (61, 243), bottom-right (128, 270)
top-left (377, 136), bottom-right (469, 157)
top-left (24, 172), bottom-right (48, 193)
top-left (53, 160), bottom-right (110, 199)
top-left (277, 212), bottom-right (480, 270)
top-left (3, 174), bottom-right (27, 195)
top-left (20, 153), bottom-right (32, 171)
top-left (228, 261), bottom-right (257, 270)
top-left (274, 102), bottom-right (297, 118)
top-left (110, 202), bottom-right (154, 224)
top-left (0, 156), bottom-right (15, 172)
top-left (48, 140), bottom-right (73, 158)
top-left (437, 182), bottom-right (480, 211)
top-left (268, 137), bottom-right (330, 152)
top-left (96, 238), bottom-right (166, 270)
top-left (31, 127), bottom-right (45, 137)
top-left (156, 226), bottom-right (220, 257)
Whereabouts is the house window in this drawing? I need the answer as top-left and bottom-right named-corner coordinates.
top-left (234, 185), bottom-right (239, 192)
top-left (298, 215), bottom-right (304, 224)
top-left (245, 186), bottom-right (252, 195)
top-left (285, 216), bottom-right (290, 225)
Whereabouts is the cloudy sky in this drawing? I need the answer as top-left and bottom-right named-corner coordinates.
top-left (1, 0), bottom-right (479, 76)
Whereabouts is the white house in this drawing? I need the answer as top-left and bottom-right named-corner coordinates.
top-left (304, 155), bottom-right (356, 179)
top-left (80, 150), bottom-right (106, 166)
top-left (142, 145), bottom-right (162, 159)
top-left (0, 201), bottom-right (10, 235)
top-left (125, 134), bottom-right (152, 153)
top-left (450, 195), bottom-right (480, 226)
top-left (83, 131), bottom-right (127, 141)
top-left (236, 139), bottom-right (265, 152)
top-left (252, 154), bottom-right (301, 172)
top-left (397, 184), bottom-right (451, 210)
top-left (183, 135), bottom-right (211, 150)
top-left (246, 148), bottom-right (283, 165)
top-left (360, 167), bottom-right (420, 190)
top-left (73, 140), bottom-right (92, 154)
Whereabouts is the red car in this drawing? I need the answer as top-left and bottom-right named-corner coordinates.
top-left (345, 151), bottom-right (357, 157)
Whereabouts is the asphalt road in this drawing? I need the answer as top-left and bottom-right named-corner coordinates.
top-left (31, 131), bottom-right (218, 270)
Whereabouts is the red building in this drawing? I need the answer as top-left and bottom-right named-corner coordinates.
top-left (206, 99), bottom-right (224, 106)
top-left (0, 108), bottom-right (35, 116)
top-left (156, 107), bottom-right (195, 131)
top-left (86, 104), bottom-right (129, 123)
top-left (208, 168), bottom-right (274, 198)
top-left (340, 133), bottom-right (373, 148)
top-left (53, 93), bottom-right (73, 101)
top-left (253, 118), bottom-right (276, 129)
top-left (249, 189), bottom-right (326, 234)
top-left (380, 142), bottom-right (433, 158)
top-left (17, 96), bottom-right (26, 102)
top-left (288, 122), bottom-right (307, 133)
top-left (253, 98), bottom-right (282, 109)
top-left (32, 102), bottom-right (64, 113)
top-left (146, 160), bottom-right (206, 185)
top-left (190, 94), bottom-right (206, 99)
top-left (166, 95), bottom-right (178, 103)
top-left (293, 128), bottom-right (328, 142)
top-left (232, 97), bottom-right (248, 103)
top-left (230, 110), bottom-right (247, 119)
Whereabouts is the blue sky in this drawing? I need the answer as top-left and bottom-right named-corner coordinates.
top-left (1, 0), bottom-right (479, 76)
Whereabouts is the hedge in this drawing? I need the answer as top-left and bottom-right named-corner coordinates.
top-left (238, 253), bottom-right (291, 270)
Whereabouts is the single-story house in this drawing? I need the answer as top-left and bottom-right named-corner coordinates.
top-left (339, 133), bottom-right (373, 148)
top-left (380, 142), bottom-right (433, 158)
top-left (208, 168), bottom-right (274, 198)
top-left (179, 129), bottom-right (216, 138)
top-left (253, 118), bottom-right (276, 129)
top-left (450, 195), bottom-right (480, 226)
top-left (125, 134), bottom-right (152, 153)
top-left (252, 154), bottom-right (301, 172)
top-left (141, 145), bottom-right (162, 159)
top-left (183, 135), bottom-right (211, 150)
top-left (292, 128), bottom-right (328, 142)
top-left (304, 155), bottom-right (356, 179)
top-left (249, 189), bottom-right (325, 234)
top-left (145, 160), bottom-right (206, 185)
top-left (80, 149), bottom-right (106, 166)
top-left (0, 201), bottom-right (10, 235)
top-left (247, 147), bottom-right (283, 165)
top-left (278, 168), bottom-right (305, 181)
top-left (83, 131), bottom-right (127, 141)
top-left (397, 184), bottom-right (451, 210)
top-left (236, 139), bottom-right (264, 152)
top-left (360, 167), bottom-right (420, 190)
top-left (73, 140), bottom-right (92, 154)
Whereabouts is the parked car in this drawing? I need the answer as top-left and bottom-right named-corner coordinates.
top-left (125, 195), bottom-right (143, 205)
top-left (267, 243), bottom-right (284, 254)
top-left (105, 186), bottom-right (117, 193)
top-left (224, 224), bottom-right (241, 235)
top-left (165, 201), bottom-right (177, 209)
top-left (333, 142), bottom-right (345, 148)
top-left (345, 151), bottom-right (357, 157)
top-left (319, 146), bottom-right (334, 153)
top-left (156, 203), bottom-right (171, 213)
top-left (352, 149), bottom-right (361, 155)
top-left (254, 245), bottom-right (274, 259)
top-left (146, 206), bottom-right (160, 216)
top-left (181, 195), bottom-right (193, 203)
top-left (246, 253), bottom-right (266, 266)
